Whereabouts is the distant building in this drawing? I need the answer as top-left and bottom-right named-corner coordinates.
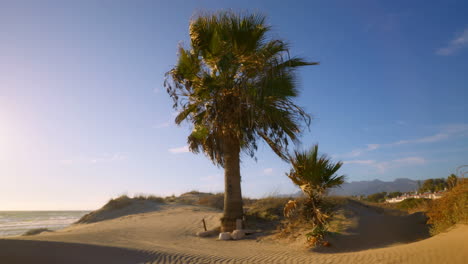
top-left (385, 190), bottom-right (445, 203)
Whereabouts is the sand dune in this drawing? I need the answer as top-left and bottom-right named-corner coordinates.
top-left (1, 203), bottom-right (467, 263)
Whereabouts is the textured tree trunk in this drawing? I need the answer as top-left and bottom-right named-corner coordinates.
top-left (221, 136), bottom-right (243, 232)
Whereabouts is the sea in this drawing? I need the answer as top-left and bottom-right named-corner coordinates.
top-left (0, 211), bottom-right (89, 237)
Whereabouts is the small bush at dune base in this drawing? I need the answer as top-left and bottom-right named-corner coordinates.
top-left (395, 198), bottom-right (432, 213)
top-left (23, 228), bottom-right (52, 236)
top-left (426, 179), bottom-right (468, 235)
top-left (246, 196), bottom-right (292, 221)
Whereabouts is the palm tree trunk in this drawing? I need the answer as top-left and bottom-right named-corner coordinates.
top-left (221, 136), bottom-right (243, 232)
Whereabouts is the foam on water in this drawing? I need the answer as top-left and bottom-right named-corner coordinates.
top-left (0, 211), bottom-right (89, 237)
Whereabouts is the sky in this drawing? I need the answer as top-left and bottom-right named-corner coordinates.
top-left (1, 0), bottom-right (467, 210)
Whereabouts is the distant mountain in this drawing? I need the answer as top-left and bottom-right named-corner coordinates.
top-left (328, 178), bottom-right (419, 196)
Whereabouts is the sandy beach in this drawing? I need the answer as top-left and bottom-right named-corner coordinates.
top-left (1, 203), bottom-right (467, 264)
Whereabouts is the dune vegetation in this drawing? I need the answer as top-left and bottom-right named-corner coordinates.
top-left (427, 178), bottom-right (468, 235)
top-left (22, 228), bottom-right (52, 236)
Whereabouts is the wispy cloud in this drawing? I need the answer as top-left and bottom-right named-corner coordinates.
top-left (59, 159), bottom-right (74, 165)
top-left (396, 120), bottom-right (406, 126)
top-left (262, 168), bottom-right (274, 175)
top-left (365, 13), bottom-right (403, 32)
top-left (344, 156), bottom-right (427, 173)
top-left (91, 153), bottom-right (127, 163)
top-left (436, 27), bottom-right (468, 56)
top-left (60, 153), bottom-right (128, 165)
top-left (168, 145), bottom-right (189, 154)
top-left (153, 121), bottom-right (170, 128)
top-left (343, 160), bottom-right (375, 165)
top-left (342, 123), bottom-right (468, 158)
top-left (393, 133), bottom-right (449, 145)
top-left (374, 156), bottom-right (427, 173)
top-left (200, 174), bottom-right (221, 181)
top-left (345, 144), bottom-right (380, 158)
top-left (392, 124), bottom-right (468, 146)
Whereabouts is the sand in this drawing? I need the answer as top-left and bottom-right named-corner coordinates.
top-left (1, 203), bottom-right (467, 264)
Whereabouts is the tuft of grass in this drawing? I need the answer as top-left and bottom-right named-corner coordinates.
top-left (77, 194), bottom-right (165, 224)
top-left (134, 194), bottom-right (165, 203)
top-left (101, 195), bottom-right (134, 210)
top-left (426, 178), bottom-right (468, 235)
top-left (101, 194), bottom-right (165, 211)
top-left (22, 228), bottom-right (52, 236)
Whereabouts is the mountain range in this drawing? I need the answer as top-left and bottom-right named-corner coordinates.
top-left (327, 178), bottom-right (420, 196)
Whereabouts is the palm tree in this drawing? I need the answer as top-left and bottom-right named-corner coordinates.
top-left (165, 11), bottom-right (317, 232)
top-left (286, 144), bottom-right (345, 224)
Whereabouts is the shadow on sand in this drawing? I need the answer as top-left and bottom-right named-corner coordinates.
top-left (313, 200), bottom-right (431, 253)
top-left (0, 239), bottom-right (157, 264)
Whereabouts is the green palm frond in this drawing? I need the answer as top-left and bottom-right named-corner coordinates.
top-left (165, 11), bottom-right (317, 167)
top-left (287, 144), bottom-right (345, 196)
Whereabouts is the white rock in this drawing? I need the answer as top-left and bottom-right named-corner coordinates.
top-left (218, 232), bottom-right (232, 240)
top-left (231, 229), bottom-right (245, 240)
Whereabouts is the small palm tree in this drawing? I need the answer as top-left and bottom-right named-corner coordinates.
top-left (286, 144), bottom-right (345, 224)
top-left (165, 11), bottom-right (317, 232)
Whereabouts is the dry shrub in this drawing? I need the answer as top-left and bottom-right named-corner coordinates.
top-left (394, 198), bottom-right (432, 213)
top-left (427, 178), bottom-right (468, 235)
top-left (278, 196), bottom-right (346, 246)
top-left (246, 196), bottom-right (292, 221)
top-left (134, 194), bottom-right (165, 203)
top-left (23, 228), bottom-right (52, 236)
top-left (198, 193), bottom-right (224, 210)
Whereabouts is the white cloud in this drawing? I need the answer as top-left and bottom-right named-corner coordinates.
top-left (262, 168), bottom-right (274, 175)
top-left (168, 145), bottom-right (189, 154)
top-left (436, 28), bottom-right (468, 55)
top-left (153, 87), bottom-right (162, 94)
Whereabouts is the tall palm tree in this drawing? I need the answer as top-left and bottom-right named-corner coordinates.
top-left (165, 11), bottom-right (317, 232)
top-left (286, 145), bottom-right (345, 223)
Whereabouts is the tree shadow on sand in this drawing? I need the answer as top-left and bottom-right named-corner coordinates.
top-left (312, 200), bottom-right (430, 253)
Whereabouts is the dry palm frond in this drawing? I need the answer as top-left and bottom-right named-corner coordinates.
top-left (283, 200), bottom-right (297, 218)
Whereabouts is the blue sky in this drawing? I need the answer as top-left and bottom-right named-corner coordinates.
top-left (1, 0), bottom-right (467, 210)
